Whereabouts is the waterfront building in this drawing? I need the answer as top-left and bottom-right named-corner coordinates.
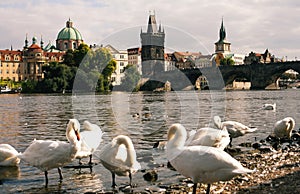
top-left (0, 19), bottom-right (83, 82)
top-left (56, 19), bottom-right (83, 51)
top-left (105, 44), bottom-right (128, 86)
top-left (194, 55), bottom-right (213, 68)
top-left (173, 51), bottom-right (202, 69)
top-left (164, 53), bottom-right (177, 71)
top-left (244, 49), bottom-right (279, 64)
top-left (0, 49), bottom-right (22, 81)
top-left (140, 12), bottom-right (165, 76)
top-left (127, 47), bottom-right (142, 74)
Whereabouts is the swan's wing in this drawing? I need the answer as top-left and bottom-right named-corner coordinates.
top-left (21, 140), bottom-right (74, 169)
top-left (168, 146), bottom-right (253, 183)
top-left (186, 128), bottom-right (230, 149)
top-left (81, 122), bottom-right (103, 152)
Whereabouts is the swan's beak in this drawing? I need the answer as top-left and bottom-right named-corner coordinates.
top-left (74, 130), bottom-right (80, 141)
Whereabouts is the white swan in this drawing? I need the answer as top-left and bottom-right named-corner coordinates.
top-left (166, 123), bottom-right (254, 194)
top-left (99, 135), bottom-right (141, 188)
top-left (214, 116), bottom-right (257, 146)
top-left (274, 117), bottom-right (295, 139)
top-left (75, 120), bottom-right (104, 164)
top-left (262, 103), bottom-right (276, 110)
top-left (20, 119), bottom-right (81, 186)
top-left (0, 144), bottom-right (21, 166)
top-left (185, 127), bottom-right (230, 150)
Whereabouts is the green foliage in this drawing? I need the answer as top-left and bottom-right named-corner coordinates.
top-left (33, 62), bottom-right (75, 93)
top-left (118, 65), bottom-right (141, 92)
top-left (220, 57), bottom-right (235, 66)
top-left (20, 46), bottom-right (116, 93)
top-left (21, 80), bottom-right (38, 93)
top-left (72, 47), bottom-right (114, 93)
top-left (63, 43), bottom-right (90, 67)
top-left (102, 59), bottom-right (117, 78)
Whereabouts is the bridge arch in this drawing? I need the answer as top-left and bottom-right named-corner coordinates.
top-left (259, 62), bottom-right (300, 89)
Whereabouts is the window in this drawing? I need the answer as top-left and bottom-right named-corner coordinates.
top-left (64, 43), bottom-right (68, 50)
top-left (5, 55), bottom-right (10, 61)
top-left (120, 55), bottom-right (124, 59)
top-left (73, 42), bottom-right (77, 49)
top-left (120, 62), bottom-right (124, 66)
top-left (14, 55), bottom-right (19, 61)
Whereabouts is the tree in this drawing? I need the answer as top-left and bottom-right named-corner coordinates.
top-left (220, 57), bottom-right (235, 66)
top-left (118, 65), bottom-right (141, 92)
top-left (72, 47), bottom-right (114, 93)
top-left (38, 62), bottom-right (74, 93)
top-left (63, 43), bottom-right (90, 67)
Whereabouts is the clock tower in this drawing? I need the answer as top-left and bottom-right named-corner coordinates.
top-left (214, 18), bottom-right (231, 54)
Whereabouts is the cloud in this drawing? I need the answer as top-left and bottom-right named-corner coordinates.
top-left (0, 0), bottom-right (299, 59)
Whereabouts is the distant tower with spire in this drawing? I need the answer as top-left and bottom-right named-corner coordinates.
top-left (140, 11), bottom-right (165, 76)
top-left (215, 18), bottom-right (231, 54)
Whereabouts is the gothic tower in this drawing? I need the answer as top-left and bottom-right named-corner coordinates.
top-left (214, 18), bottom-right (231, 54)
top-left (140, 12), bottom-right (165, 76)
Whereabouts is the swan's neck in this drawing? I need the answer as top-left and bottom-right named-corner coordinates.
top-left (66, 126), bottom-right (81, 155)
top-left (168, 128), bottom-right (187, 149)
top-left (118, 137), bottom-right (136, 166)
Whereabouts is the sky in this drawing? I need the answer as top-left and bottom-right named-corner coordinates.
top-left (0, 0), bottom-right (300, 60)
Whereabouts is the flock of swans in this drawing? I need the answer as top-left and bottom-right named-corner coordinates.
top-left (0, 110), bottom-right (296, 193)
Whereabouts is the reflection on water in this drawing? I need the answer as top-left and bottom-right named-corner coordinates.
top-left (0, 90), bottom-right (299, 193)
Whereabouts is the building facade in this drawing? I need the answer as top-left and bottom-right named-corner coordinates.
top-left (0, 19), bottom-right (83, 83)
top-left (140, 12), bottom-right (165, 76)
top-left (105, 44), bottom-right (128, 86)
top-left (0, 50), bottom-right (22, 81)
top-left (244, 49), bottom-right (280, 65)
top-left (127, 47), bottom-right (142, 74)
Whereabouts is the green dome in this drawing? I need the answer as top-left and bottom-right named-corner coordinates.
top-left (57, 19), bottom-right (83, 40)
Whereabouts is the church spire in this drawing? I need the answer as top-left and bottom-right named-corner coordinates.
top-left (40, 35), bottom-right (44, 49)
top-left (24, 33), bottom-right (28, 48)
top-left (219, 17), bottom-right (226, 42)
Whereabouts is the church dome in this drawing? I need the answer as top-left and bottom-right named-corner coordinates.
top-left (57, 19), bottom-right (83, 41)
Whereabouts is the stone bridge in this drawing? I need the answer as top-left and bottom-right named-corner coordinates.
top-left (140, 61), bottom-right (300, 90)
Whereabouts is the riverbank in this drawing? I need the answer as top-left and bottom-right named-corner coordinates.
top-left (140, 148), bottom-right (299, 194)
top-left (141, 133), bottom-right (300, 194)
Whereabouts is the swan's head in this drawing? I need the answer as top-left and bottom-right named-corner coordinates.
top-left (83, 120), bottom-right (92, 131)
top-left (167, 123), bottom-right (187, 147)
top-left (67, 119), bottom-right (81, 141)
top-left (113, 135), bottom-right (133, 148)
top-left (213, 116), bottom-right (222, 129)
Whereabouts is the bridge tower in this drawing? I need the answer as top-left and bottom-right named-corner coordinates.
top-left (140, 11), bottom-right (165, 77)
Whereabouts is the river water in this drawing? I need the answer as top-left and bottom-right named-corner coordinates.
top-left (0, 89), bottom-right (299, 193)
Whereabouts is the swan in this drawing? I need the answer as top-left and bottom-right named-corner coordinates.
top-left (20, 119), bottom-right (81, 186)
top-left (154, 125), bottom-right (230, 150)
top-left (0, 144), bottom-right (21, 166)
top-left (214, 116), bottom-right (257, 146)
top-left (75, 120), bottom-right (104, 164)
top-left (185, 127), bottom-right (230, 150)
top-left (99, 135), bottom-right (141, 188)
top-left (274, 117), bottom-right (295, 139)
top-left (166, 123), bottom-right (254, 194)
top-left (261, 103), bottom-right (276, 110)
